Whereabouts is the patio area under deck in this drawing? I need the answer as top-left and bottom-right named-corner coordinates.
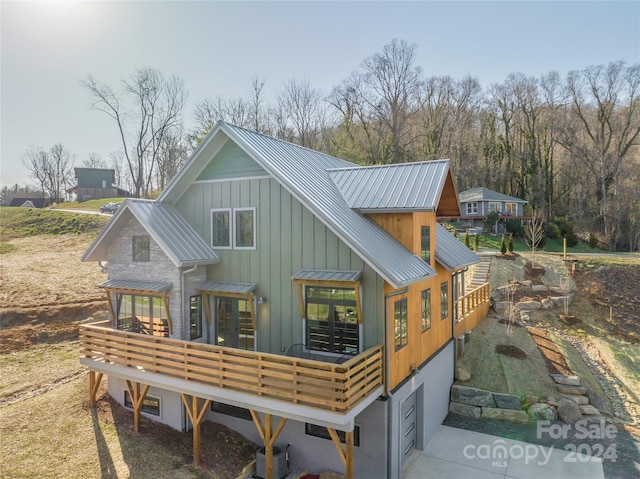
top-left (80, 320), bottom-right (383, 479)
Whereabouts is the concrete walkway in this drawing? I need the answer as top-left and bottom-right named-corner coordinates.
top-left (403, 425), bottom-right (604, 479)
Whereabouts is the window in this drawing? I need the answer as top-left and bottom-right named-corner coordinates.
top-left (235, 208), bottom-right (255, 249)
top-left (466, 202), bottom-right (478, 215)
top-left (505, 203), bottom-right (517, 215)
top-left (440, 282), bottom-right (449, 320)
top-left (216, 297), bottom-right (255, 350)
top-left (116, 294), bottom-right (169, 336)
top-left (305, 423), bottom-right (360, 447)
top-left (211, 401), bottom-right (252, 420)
top-left (124, 391), bottom-right (160, 416)
top-left (132, 236), bottom-right (150, 262)
top-left (489, 202), bottom-right (501, 213)
top-left (101, 179), bottom-right (107, 189)
top-left (305, 286), bottom-right (359, 354)
top-left (211, 209), bottom-right (231, 248)
top-left (394, 297), bottom-right (408, 351)
top-left (421, 289), bottom-right (431, 332)
top-left (190, 295), bottom-right (202, 340)
top-left (420, 226), bottom-right (430, 264)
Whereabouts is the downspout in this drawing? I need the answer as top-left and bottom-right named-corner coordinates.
top-left (180, 264), bottom-right (198, 433)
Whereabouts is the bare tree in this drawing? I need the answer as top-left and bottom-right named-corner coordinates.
top-left (22, 144), bottom-right (75, 203)
top-left (156, 128), bottom-right (189, 190)
top-left (276, 78), bottom-right (327, 149)
top-left (82, 67), bottom-right (187, 198)
top-left (83, 153), bottom-right (108, 169)
top-left (524, 209), bottom-right (546, 269)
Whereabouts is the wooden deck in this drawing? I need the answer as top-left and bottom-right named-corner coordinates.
top-left (79, 320), bottom-right (383, 414)
top-left (454, 282), bottom-right (491, 337)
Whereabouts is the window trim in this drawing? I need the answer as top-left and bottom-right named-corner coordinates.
top-left (420, 225), bottom-right (431, 264)
top-left (421, 288), bottom-right (431, 333)
top-left (394, 297), bottom-right (408, 351)
top-left (189, 295), bottom-right (203, 340)
top-left (233, 207), bottom-right (256, 250)
top-left (440, 281), bottom-right (449, 320)
top-left (505, 202), bottom-right (517, 215)
top-left (466, 202), bottom-right (478, 215)
top-left (124, 390), bottom-right (161, 416)
top-left (211, 208), bottom-right (232, 249)
top-left (488, 201), bottom-right (501, 213)
top-left (132, 235), bottom-right (150, 262)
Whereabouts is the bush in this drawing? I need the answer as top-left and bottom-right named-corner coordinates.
top-left (464, 230), bottom-right (470, 248)
top-left (484, 211), bottom-right (499, 233)
top-left (505, 218), bottom-right (523, 236)
top-left (552, 216), bottom-right (579, 247)
top-left (508, 233), bottom-right (514, 253)
top-left (473, 233), bottom-right (479, 251)
top-left (545, 223), bottom-right (561, 239)
top-left (500, 235), bottom-right (507, 255)
top-left (589, 233), bottom-right (599, 249)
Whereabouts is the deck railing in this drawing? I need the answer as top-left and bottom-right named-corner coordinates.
top-left (80, 321), bottom-right (383, 413)
top-left (454, 282), bottom-right (491, 337)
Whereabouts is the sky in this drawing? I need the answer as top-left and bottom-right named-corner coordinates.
top-left (1, 0), bottom-right (639, 188)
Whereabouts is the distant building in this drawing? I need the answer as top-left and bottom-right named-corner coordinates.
top-left (71, 167), bottom-right (130, 202)
top-left (456, 187), bottom-right (528, 233)
top-left (9, 197), bottom-right (51, 208)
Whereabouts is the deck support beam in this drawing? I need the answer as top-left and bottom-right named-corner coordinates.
top-left (328, 428), bottom-right (354, 479)
top-left (125, 380), bottom-right (150, 433)
top-left (89, 371), bottom-right (103, 407)
top-left (250, 411), bottom-right (288, 479)
top-left (181, 394), bottom-right (211, 467)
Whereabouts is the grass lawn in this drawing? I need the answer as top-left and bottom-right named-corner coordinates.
top-left (51, 197), bottom-right (127, 212)
top-left (0, 207), bottom-right (109, 239)
top-left (454, 232), bottom-right (599, 254)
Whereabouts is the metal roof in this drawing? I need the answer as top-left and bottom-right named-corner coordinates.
top-left (199, 281), bottom-right (257, 295)
top-left (213, 122), bottom-right (436, 289)
top-left (98, 279), bottom-right (172, 292)
top-left (82, 199), bottom-right (220, 268)
top-left (328, 160), bottom-right (450, 211)
top-left (459, 187), bottom-right (527, 204)
top-left (292, 269), bottom-right (362, 283)
top-left (434, 223), bottom-right (480, 270)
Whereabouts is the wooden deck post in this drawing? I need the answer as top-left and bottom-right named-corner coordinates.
top-left (250, 411), bottom-right (288, 479)
top-left (181, 394), bottom-right (211, 467)
top-left (89, 371), bottom-right (103, 407)
top-left (328, 428), bottom-right (355, 479)
top-left (125, 380), bottom-right (149, 433)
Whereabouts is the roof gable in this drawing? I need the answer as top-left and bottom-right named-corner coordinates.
top-left (159, 122), bottom-right (437, 289)
top-left (82, 199), bottom-right (220, 267)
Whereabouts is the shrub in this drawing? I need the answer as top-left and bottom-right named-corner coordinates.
top-left (589, 233), bottom-right (599, 249)
top-left (545, 223), bottom-right (561, 239)
top-left (484, 211), bottom-right (500, 233)
top-left (508, 233), bottom-right (514, 253)
top-left (500, 235), bottom-right (507, 254)
top-left (505, 218), bottom-right (523, 236)
top-left (464, 230), bottom-right (470, 248)
top-left (473, 233), bottom-right (479, 251)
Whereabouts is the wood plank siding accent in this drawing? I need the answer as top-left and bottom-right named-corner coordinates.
top-left (79, 321), bottom-right (383, 414)
top-left (436, 173), bottom-right (461, 217)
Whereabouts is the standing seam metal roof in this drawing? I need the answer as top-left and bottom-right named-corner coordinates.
top-left (82, 199), bottom-right (220, 267)
top-left (220, 122), bottom-right (436, 289)
top-left (459, 187), bottom-right (528, 204)
top-left (434, 223), bottom-right (480, 270)
top-left (329, 160), bottom-right (450, 211)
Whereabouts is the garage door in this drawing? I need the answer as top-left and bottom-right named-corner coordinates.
top-left (400, 391), bottom-right (417, 466)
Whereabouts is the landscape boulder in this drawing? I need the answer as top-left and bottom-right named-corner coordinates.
top-left (557, 398), bottom-right (583, 423)
top-left (531, 284), bottom-right (549, 292)
top-left (518, 300), bottom-right (542, 310)
top-left (481, 407), bottom-right (530, 423)
top-left (449, 402), bottom-right (481, 418)
top-left (456, 366), bottom-right (471, 382)
top-left (492, 392), bottom-right (522, 410)
top-left (550, 374), bottom-right (581, 386)
top-left (451, 385), bottom-right (496, 407)
top-left (528, 403), bottom-right (558, 421)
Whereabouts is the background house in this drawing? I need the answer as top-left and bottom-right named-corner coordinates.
top-left (72, 167), bottom-right (130, 202)
top-left (457, 186), bottom-right (528, 233)
top-left (9, 197), bottom-right (51, 208)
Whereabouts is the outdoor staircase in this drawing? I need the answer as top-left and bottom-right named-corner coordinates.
top-left (467, 255), bottom-right (492, 290)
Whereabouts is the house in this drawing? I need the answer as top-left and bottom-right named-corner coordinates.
top-left (72, 167), bottom-right (130, 202)
top-left (80, 122), bottom-right (490, 479)
top-left (457, 187), bottom-right (528, 233)
top-left (9, 197), bottom-right (51, 208)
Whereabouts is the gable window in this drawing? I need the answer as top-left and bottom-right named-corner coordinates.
top-left (190, 295), bottom-right (202, 340)
top-left (421, 289), bottom-right (431, 332)
top-left (420, 226), bottom-right (430, 264)
top-left (235, 208), bottom-right (255, 249)
top-left (505, 203), bottom-right (517, 215)
top-left (305, 286), bottom-right (359, 354)
top-left (211, 209), bottom-right (231, 248)
top-left (132, 236), bottom-right (150, 262)
top-left (394, 297), bottom-right (408, 351)
top-left (440, 281), bottom-right (449, 320)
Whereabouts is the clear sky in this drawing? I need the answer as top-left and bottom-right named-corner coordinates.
top-left (2, 1), bottom-right (639, 188)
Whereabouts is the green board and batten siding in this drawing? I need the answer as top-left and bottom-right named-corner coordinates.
top-left (175, 143), bottom-right (385, 354)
